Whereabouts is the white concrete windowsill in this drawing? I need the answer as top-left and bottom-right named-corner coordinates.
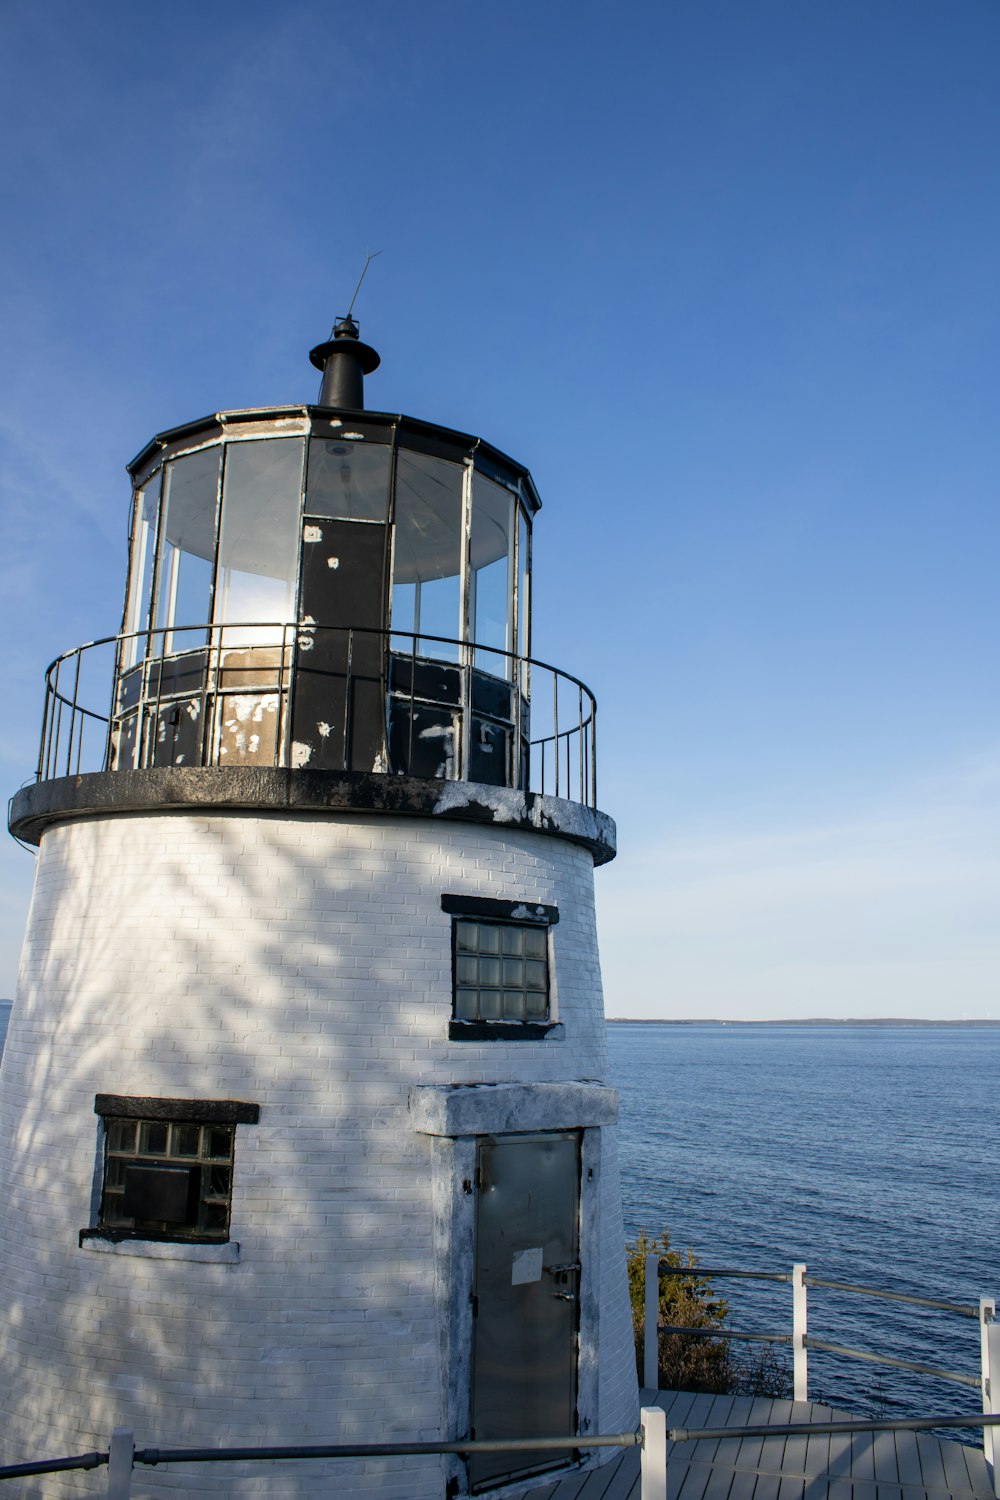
top-left (79, 1233), bottom-right (240, 1264)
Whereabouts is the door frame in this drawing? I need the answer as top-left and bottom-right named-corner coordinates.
top-left (469, 1130), bottom-right (581, 1491)
top-left (417, 1097), bottom-right (611, 1493)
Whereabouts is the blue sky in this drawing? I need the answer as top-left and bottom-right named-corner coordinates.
top-left (1, 0), bottom-right (997, 1017)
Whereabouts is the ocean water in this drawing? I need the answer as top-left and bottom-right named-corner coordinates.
top-left (607, 1022), bottom-right (998, 1430)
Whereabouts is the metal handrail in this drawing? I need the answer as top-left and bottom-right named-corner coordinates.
top-left (31, 622), bottom-right (599, 807)
top-left (805, 1274), bottom-right (980, 1318)
top-left (803, 1336), bottom-right (980, 1388)
top-left (659, 1264), bottom-right (793, 1283)
top-left (135, 1432), bottom-right (639, 1465)
top-left (668, 1409), bottom-right (1000, 1441)
top-left (644, 1255), bottom-right (994, 1416)
top-left (7, 1411), bottom-right (1000, 1494)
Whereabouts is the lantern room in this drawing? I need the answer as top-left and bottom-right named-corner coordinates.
top-left (114, 324), bottom-right (537, 787)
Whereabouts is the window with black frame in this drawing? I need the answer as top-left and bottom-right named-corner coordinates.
top-left (85, 1096), bottom-right (259, 1244)
top-left (442, 895), bottom-right (560, 1040)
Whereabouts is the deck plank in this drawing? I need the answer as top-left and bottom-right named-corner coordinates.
top-left (590, 1450), bottom-right (638, 1500)
top-left (890, 1431), bottom-right (923, 1491)
top-left (723, 1472), bottom-right (756, 1500)
top-left (849, 1432), bottom-right (876, 1483)
top-left (961, 1444), bottom-right (993, 1495)
top-left (524, 1389), bottom-right (995, 1500)
top-left (870, 1430), bottom-right (899, 1485)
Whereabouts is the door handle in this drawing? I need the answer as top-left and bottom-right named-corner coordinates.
top-left (551, 1290), bottom-right (576, 1302)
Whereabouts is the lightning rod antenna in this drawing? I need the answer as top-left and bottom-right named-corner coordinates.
top-left (346, 250), bottom-right (383, 319)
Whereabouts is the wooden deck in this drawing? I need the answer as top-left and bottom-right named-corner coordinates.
top-left (524, 1389), bottom-right (995, 1500)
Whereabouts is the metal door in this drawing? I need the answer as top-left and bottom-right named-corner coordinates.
top-left (470, 1132), bottom-right (580, 1490)
top-left (291, 518), bottom-right (388, 771)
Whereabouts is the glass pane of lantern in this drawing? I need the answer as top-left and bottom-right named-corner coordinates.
top-left (123, 473), bottom-right (161, 667)
top-left (154, 447), bottom-right (221, 653)
top-left (392, 449), bottom-right (463, 662)
top-left (305, 438), bottom-right (390, 521)
top-left (471, 473), bottom-right (514, 680)
top-left (516, 504), bottom-right (531, 699)
top-left (216, 438), bottom-right (304, 647)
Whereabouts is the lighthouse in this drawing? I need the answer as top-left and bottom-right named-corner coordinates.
top-left (1, 316), bottom-right (639, 1496)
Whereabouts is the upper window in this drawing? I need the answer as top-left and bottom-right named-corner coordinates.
top-left (454, 919), bottom-right (548, 1023)
top-left (86, 1096), bottom-right (259, 1244)
top-left (443, 895), bottom-right (559, 1041)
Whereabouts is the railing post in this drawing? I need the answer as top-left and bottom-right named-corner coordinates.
top-left (106, 1426), bottom-right (134, 1499)
top-left (640, 1405), bottom-right (667, 1500)
top-left (793, 1262), bottom-right (808, 1402)
top-left (980, 1297), bottom-right (998, 1487)
top-left (644, 1252), bottom-right (659, 1390)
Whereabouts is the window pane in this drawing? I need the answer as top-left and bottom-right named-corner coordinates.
top-left (107, 1119), bottom-right (136, 1153)
top-left (502, 957), bottom-right (524, 987)
top-left (525, 989), bottom-right (548, 1020)
top-left (392, 450), bottom-right (464, 661)
top-left (479, 956), bottom-right (501, 987)
top-left (123, 474), bottom-right (161, 667)
top-left (105, 1157), bottom-right (127, 1189)
top-left (524, 927), bottom-right (547, 960)
top-left (456, 955), bottom-right (478, 986)
top-left (525, 959), bottom-right (547, 991)
top-left (501, 927), bottom-right (523, 955)
top-left (478, 925), bottom-right (500, 956)
top-left (154, 448), bottom-right (220, 652)
top-left (215, 439), bottom-right (304, 646)
top-left (207, 1127), bottom-right (233, 1160)
top-left (306, 438), bottom-right (389, 520)
top-left (516, 506), bottom-right (530, 692)
top-left (471, 474), bottom-right (514, 678)
top-left (206, 1165), bottom-right (232, 1196)
top-left (479, 988), bottom-right (502, 1020)
top-left (456, 921), bottom-right (478, 952)
top-left (455, 987), bottom-right (479, 1020)
top-left (502, 990), bottom-right (526, 1021)
top-left (139, 1121), bottom-right (168, 1155)
top-left (172, 1124), bottom-right (200, 1157)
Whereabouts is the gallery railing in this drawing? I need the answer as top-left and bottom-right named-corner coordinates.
top-left (32, 623), bottom-right (598, 807)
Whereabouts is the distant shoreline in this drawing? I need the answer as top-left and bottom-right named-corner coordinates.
top-left (606, 1016), bottom-right (1000, 1027)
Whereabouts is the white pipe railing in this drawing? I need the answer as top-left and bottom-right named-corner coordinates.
top-left (642, 1253), bottom-right (998, 1482)
top-left (8, 1405), bottom-right (1000, 1496)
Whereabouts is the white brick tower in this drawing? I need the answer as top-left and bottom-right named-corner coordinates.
top-left (2, 319), bottom-right (638, 1496)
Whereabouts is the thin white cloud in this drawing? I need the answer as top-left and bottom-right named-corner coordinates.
top-left (598, 751), bottom-right (1000, 1020)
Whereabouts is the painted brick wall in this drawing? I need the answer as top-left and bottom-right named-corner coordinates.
top-left (0, 809), bottom-right (638, 1497)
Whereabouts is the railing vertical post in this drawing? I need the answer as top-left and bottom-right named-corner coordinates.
top-left (106, 1426), bottom-right (134, 1499)
top-left (640, 1405), bottom-right (667, 1500)
top-left (644, 1252), bottom-right (659, 1391)
top-left (980, 1297), bottom-right (998, 1485)
top-left (793, 1262), bottom-right (808, 1402)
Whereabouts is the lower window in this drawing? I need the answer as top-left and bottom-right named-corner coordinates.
top-left (89, 1095), bottom-right (259, 1244)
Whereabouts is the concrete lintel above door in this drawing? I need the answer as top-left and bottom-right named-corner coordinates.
top-left (409, 1080), bottom-right (618, 1138)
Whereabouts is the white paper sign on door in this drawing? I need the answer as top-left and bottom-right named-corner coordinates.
top-left (511, 1247), bottom-right (544, 1285)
